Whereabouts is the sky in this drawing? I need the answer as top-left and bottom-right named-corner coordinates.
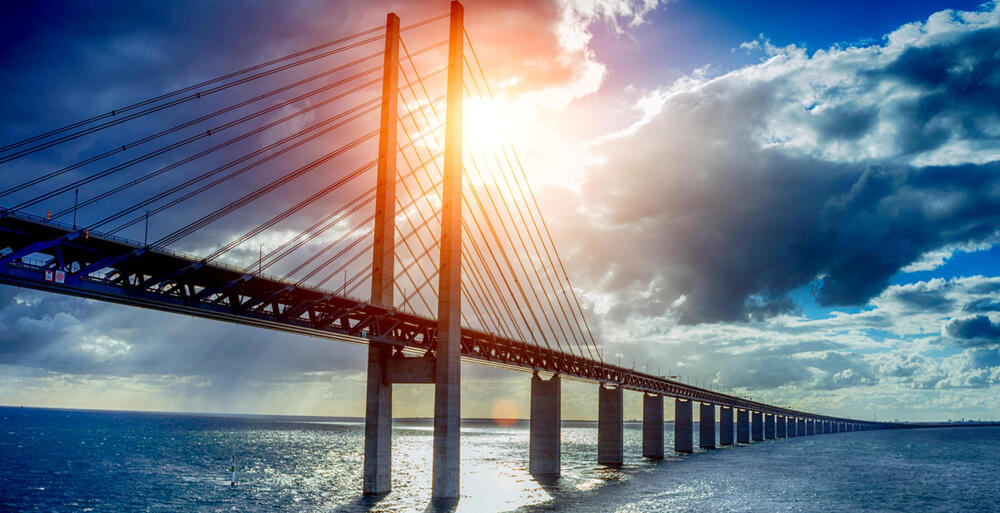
top-left (0, 0), bottom-right (998, 423)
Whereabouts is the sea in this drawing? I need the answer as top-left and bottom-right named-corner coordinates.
top-left (1, 406), bottom-right (997, 512)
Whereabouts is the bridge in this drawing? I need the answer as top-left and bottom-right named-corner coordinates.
top-left (0, 2), bottom-right (897, 500)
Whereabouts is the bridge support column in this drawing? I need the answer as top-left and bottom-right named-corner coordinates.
top-left (674, 399), bottom-right (693, 453)
top-left (598, 384), bottom-right (624, 466)
top-left (642, 394), bottom-right (664, 459)
top-left (364, 351), bottom-right (435, 494)
top-left (798, 418), bottom-right (805, 436)
top-left (431, 1), bottom-right (465, 500)
top-left (777, 415), bottom-right (786, 438)
top-left (363, 9), bottom-right (401, 497)
top-left (699, 403), bottom-right (716, 449)
top-left (719, 406), bottom-right (734, 446)
top-left (807, 419), bottom-right (815, 435)
top-left (530, 373), bottom-right (561, 475)
top-left (737, 409), bottom-right (750, 444)
top-left (363, 344), bottom-right (393, 494)
top-left (752, 411), bottom-right (764, 441)
top-left (764, 413), bottom-right (775, 439)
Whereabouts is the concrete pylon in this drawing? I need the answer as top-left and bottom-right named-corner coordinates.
top-left (675, 399), bottom-right (694, 453)
top-left (699, 403), bottom-right (716, 449)
top-left (642, 394), bottom-right (664, 459)
top-left (798, 418), bottom-right (806, 436)
top-left (737, 409), bottom-right (750, 444)
top-left (751, 411), bottom-right (764, 441)
top-left (598, 384), bottom-right (623, 466)
top-left (777, 415), bottom-right (786, 438)
top-left (363, 12), bottom-right (401, 496)
top-left (363, 344), bottom-right (393, 494)
top-left (431, 1), bottom-right (465, 500)
top-left (529, 373), bottom-right (560, 475)
top-left (719, 407), bottom-right (734, 445)
top-left (764, 414), bottom-right (775, 439)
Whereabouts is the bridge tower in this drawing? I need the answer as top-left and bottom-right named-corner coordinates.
top-left (432, 0), bottom-right (466, 500)
top-left (363, 10), bottom-right (401, 496)
top-left (363, 2), bottom-right (467, 498)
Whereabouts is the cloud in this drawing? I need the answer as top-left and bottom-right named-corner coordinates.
top-left (559, 3), bottom-right (1000, 325)
top-left (964, 297), bottom-right (1000, 313)
top-left (944, 315), bottom-right (1000, 345)
top-left (0, 286), bottom-right (367, 382)
top-left (2, 1), bottom-right (1000, 420)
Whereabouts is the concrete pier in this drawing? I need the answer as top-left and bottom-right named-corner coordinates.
top-left (737, 409), bottom-right (750, 444)
top-left (431, 1), bottom-right (466, 499)
top-left (764, 414), bottom-right (775, 439)
top-left (529, 373), bottom-right (561, 475)
top-left (363, 344), bottom-right (393, 494)
top-left (751, 411), bottom-right (764, 441)
top-left (719, 406), bottom-right (734, 445)
top-left (777, 415), bottom-right (786, 438)
top-left (363, 12), bottom-right (401, 496)
top-left (675, 399), bottom-right (694, 453)
top-left (798, 418), bottom-right (806, 436)
top-left (787, 417), bottom-right (796, 437)
top-left (699, 403), bottom-right (716, 449)
top-left (598, 384), bottom-right (624, 466)
top-left (807, 419), bottom-right (815, 435)
top-left (642, 393), bottom-right (664, 459)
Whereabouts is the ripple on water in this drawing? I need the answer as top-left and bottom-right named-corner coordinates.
top-left (1, 408), bottom-right (998, 512)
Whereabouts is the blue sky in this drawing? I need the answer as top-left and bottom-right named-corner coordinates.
top-left (591, 0), bottom-right (986, 90)
top-left (0, 0), bottom-right (998, 422)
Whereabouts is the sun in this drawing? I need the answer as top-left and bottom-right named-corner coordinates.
top-left (463, 96), bottom-right (516, 157)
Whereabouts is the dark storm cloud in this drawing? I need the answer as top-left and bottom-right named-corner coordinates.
top-left (568, 11), bottom-right (1000, 325)
top-left (892, 287), bottom-right (954, 313)
top-left (945, 315), bottom-right (1000, 345)
top-left (964, 297), bottom-right (1000, 313)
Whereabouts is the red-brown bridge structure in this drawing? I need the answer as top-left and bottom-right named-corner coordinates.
top-left (0, 2), bottom-right (897, 500)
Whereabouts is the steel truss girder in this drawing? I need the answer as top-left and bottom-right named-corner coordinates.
top-left (0, 213), bottom-right (867, 426)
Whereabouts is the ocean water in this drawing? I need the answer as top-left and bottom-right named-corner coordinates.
top-left (1, 407), bottom-right (998, 512)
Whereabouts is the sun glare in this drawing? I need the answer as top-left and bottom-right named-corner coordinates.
top-left (490, 398), bottom-right (520, 427)
top-left (463, 96), bottom-right (516, 157)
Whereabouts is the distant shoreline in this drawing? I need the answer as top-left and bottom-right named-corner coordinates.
top-left (3, 405), bottom-right (998, 428)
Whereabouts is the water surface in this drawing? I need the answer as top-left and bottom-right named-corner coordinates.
top-left (1, 407), bottom-right (997, 512)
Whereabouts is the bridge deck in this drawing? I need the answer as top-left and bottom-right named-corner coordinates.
top-left (0, 211), bottom-right (863, 424)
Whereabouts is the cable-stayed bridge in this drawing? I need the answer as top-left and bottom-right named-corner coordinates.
top-left (0, 2), bottom-right (897, 500)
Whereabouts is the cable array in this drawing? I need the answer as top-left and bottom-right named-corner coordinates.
top-left (390, 31), bottom-right (604, 361)
top-left (0, 11), bottom-right (600, 362)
